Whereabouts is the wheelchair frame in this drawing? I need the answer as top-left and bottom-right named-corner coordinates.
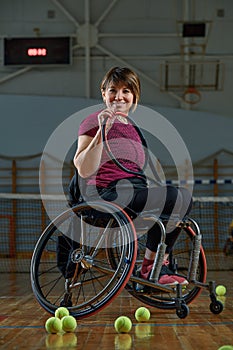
top-left (30, 200), bottom-right (223, 320)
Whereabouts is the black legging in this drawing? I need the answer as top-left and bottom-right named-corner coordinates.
top-left (85, 177), bottom-right (193, 254)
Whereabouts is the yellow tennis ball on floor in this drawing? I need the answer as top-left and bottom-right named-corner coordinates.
top-left (216, 285), bottom-right (226, 296)
top-left (55, 307), bottom-right (69, 319)
top-left (45, 317), bottom-right (62, 334)
top-left (218, 346), bottom-right (233, 350)
top-left (135, 307), bottom-right (151, 322)
top-left (114, 316), bottom-right (132, 333)
top-left (61, 315), bottom-right (77, 333)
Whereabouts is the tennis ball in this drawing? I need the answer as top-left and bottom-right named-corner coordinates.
top-left (135, 307), bottom-right (150, 322)
top-left (114, 334), bottom-right (132, 350)
top-left (61, 315), bottom-right (77, 332)
top-left (218, 346), bottom-right (233, 350)
top-left (55, 307), bottom-right (69, 319)
top-left (114, 316), bottom-right (132, 333)
top-left (45, 317), bottom-right (62, 334)
top-left (216, 285), bottom-right (226, 296)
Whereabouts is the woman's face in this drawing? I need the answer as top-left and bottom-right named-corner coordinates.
top-left (102, 83), bottom-right (134, 115)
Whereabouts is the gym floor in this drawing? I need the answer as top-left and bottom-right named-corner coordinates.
top-left (0, 270), bottom-right (232, 350)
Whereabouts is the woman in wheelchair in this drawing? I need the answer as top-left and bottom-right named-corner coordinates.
top-left (72, 66), bottom-right (193, 287)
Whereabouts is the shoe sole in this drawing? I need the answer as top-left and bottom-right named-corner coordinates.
top-left (172, 278), bottom-right (189, 286)
top-left (179, 281), bottom-right (189, 286)
top-left (158, 281), bottom-right (179, 287)
top-left (135, 281), bottom-right (178, 293)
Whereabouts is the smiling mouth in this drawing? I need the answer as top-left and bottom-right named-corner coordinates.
top-left (112, 102), bottom-right (125, 108)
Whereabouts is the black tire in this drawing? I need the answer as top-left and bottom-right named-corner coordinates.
top-left (209, 301), bottom-right (224, 315)
top-left (176, 304), bottom-right (190, 319)
top-left (31, 201), bottom-right (137, 319)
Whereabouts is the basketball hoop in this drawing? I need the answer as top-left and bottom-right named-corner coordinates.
top-left (183, 87), bottom-right (201, 104)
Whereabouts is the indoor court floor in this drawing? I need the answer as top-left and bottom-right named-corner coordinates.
top-left (0, 270), bottom-right (232, 350)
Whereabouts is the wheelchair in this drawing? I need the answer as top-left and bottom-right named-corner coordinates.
top-left (31, 116), bottom-right (224, 319)
top-left (30, 197), bottom-right (224, 320)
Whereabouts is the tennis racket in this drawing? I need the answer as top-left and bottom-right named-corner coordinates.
top-left (101, 112), bottom-right (161, 185)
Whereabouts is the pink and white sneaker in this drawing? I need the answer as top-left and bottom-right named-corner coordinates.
top-left (160, 260), bottom-right (189, 286)
top-left (140, 263), bottom-right (178, 287)
top-left (140, 260), bottom-right (188, 286)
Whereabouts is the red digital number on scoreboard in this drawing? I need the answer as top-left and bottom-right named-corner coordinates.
top-left (27, 48), bottom-right (47, 56)
top-left (4, 37), bottom-right (70, 65)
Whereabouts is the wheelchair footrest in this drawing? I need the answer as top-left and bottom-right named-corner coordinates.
top-left (130, 273), bottom-right (175, 294)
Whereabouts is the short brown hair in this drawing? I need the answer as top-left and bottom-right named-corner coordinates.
top-left (100, 67), bottom-right (141, 111)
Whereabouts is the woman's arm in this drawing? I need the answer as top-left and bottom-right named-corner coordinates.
top-left (73, 108), bottom-right (117, 178)
top-left (73, 129), bottom-right (103, 178)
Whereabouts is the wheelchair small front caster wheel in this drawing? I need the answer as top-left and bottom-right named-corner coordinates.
top-left (209, 300), bottom-right (223, 314)
top-left (176, 304), bottom-right (189, 319)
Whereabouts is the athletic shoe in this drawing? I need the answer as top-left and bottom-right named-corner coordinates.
top-left (140, 260), bottom-right (188, 286)
top-left (140, 263), bottom-right (178, 287)
top-left (157, 274), bottom-right (179, 286)
top-left (160, 260), bottom-right (189, 286)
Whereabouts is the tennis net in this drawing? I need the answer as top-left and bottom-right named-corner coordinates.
top-left (0, 193), bottom-right (232, 272)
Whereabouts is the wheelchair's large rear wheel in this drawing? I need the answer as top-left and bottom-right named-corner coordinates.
top-left (31, 201), bottom-right (137, 319)
top-left (126, 223), bottom-right (207, 309)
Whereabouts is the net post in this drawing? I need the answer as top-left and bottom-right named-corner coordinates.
top-left (8, 215), bottom-right (15, 258)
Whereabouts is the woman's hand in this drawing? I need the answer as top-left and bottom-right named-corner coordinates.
top-left (98, 108), bottom-right (117, 133)
top-left (98, 108), bottom-right (128, 133)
